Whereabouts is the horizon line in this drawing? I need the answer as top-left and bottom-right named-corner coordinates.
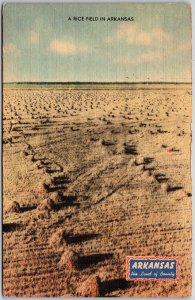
top-left (3, 81), bottom-right (192, 85)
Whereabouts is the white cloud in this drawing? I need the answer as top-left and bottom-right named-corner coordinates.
top-left (3, 43), bottom-right (20, 56)
top-left (29, 31), bottom-right (39, 44)
top-left (176, 40), bottom-right (191, 53)
top-left (112, 23), bottom-right (191, 66)
top-left (48, 39), bottom-right (88, 55)
top-left (108, 23), bottom-right (171, 46)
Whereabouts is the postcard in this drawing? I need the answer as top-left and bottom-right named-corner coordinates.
top-left (2, 3), bottom-right (192, 297)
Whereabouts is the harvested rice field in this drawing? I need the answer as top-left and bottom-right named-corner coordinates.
top-left (3, 83), bottom-right (192, 297)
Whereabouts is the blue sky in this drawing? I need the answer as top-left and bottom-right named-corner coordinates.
top-left (3, 3), bottom-right (192, 82)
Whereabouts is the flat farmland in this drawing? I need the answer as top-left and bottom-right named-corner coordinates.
top-left (3, 84), bottom-right (192, 297)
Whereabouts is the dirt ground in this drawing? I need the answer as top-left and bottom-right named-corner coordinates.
top-left (3, 84), bottom-right (192, 297)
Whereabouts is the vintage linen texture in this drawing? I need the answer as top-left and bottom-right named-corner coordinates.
top-left (2, 3), bottom-right (192, 297)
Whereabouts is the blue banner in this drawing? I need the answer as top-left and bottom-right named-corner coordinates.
top-left (127, 257), bottom-right (178, 280)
